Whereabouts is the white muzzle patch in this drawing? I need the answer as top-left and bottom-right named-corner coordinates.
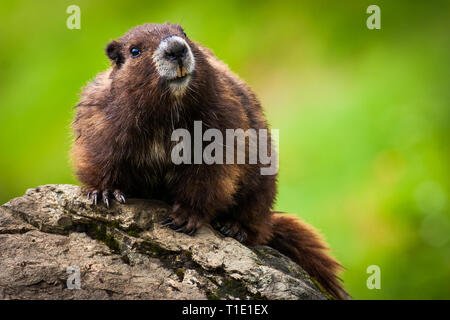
top-left (152, 36), bottom-right (195, 95)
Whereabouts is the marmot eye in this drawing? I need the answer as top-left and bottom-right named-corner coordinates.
top-left (182, 31), bottom-right (187, 37)
top-left (130, 47), bottom-right (142, 58)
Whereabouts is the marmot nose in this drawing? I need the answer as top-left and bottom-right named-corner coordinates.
top-left (165, 42), bottom-right (187, 62)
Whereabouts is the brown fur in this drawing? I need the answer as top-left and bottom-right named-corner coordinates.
top-left (269, 213), bottom-right (346, 299)
top-left (71, 23), bottom-right (347, 299)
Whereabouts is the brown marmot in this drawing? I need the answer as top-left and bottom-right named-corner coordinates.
top-left (71, 22), bottom-right (347, 299)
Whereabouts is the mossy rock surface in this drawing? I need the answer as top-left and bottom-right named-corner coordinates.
top-left (0, 184), bottom-right (328, 300)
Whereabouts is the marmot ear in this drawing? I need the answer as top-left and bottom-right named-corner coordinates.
top-left (106, 40), bottom-right (124, 67)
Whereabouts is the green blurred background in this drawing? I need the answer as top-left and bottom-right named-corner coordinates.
top-left (0, 0), bottom-right (449, 299)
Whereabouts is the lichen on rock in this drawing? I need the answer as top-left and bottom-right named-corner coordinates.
top-left (0, 184), bottom-right (328, 300)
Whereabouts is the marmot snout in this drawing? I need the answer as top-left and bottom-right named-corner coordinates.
top-left (152, 35), bottom-right (195, 92)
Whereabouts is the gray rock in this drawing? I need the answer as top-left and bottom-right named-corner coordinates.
top-left (0, 184), bottom-right (328, 300)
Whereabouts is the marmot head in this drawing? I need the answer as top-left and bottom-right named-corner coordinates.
top-left (106, 23), bottom-right (201, 100)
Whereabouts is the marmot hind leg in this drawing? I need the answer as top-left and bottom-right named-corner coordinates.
top-left (161, 203), bottom-right (206, 236)
top-left (214, 219), bottom-right (248, 243)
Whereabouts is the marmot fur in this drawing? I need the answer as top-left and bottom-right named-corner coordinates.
top-left (72, 23), bottom-right (347, 299)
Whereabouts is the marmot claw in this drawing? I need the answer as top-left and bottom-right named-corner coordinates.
top-left (86, 188), bottom-right (126, 208)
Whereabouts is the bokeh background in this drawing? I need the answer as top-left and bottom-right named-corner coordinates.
top-left (0, 0), bottom-right (449, 299)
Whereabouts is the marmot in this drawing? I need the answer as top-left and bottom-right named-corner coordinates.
top-left (72, 23), bottom-right (347, 299)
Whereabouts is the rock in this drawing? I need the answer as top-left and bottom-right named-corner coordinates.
top-left (0, 184), bottom-right (328, 300)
